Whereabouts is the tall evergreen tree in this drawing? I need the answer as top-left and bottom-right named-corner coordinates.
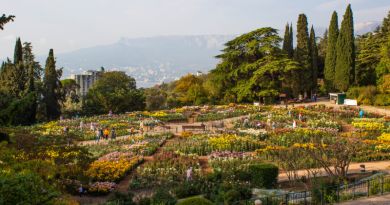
top-left (335, 4), bottom-right (355, 91)
top-left (43, 49), bottom-right (62, 120)
top-left (289, 23), bottom-right (293, 57)
top-left (324, 11), bottom-right (339, 91)
top-left (294, 14), bottom-right (311, 96)
top-left (283, 23), bottom-right (290, 54)
top-left (309, 26), bottom-right (319, 92)
top-left (282, 23), bottom-right (293, 58)
top-left (23, 42), bottom-right (42, 80)
top-left (13, 37), bottom-right (23, 64)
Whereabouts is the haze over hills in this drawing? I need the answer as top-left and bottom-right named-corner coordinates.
top-left (33, 22), bottom-right (379, 88)
top-left (43, 35), bottom-right (234, 87)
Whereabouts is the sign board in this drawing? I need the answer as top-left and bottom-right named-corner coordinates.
top-left (253, 102), bottom-right (260, 106)
top-left (344, 99), bottom-right (357, 106)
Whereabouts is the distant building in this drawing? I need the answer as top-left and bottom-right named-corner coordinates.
top-left (196, 71), bottom-right (203, 76)
top-left (71, 70), bottom-right (103, 96)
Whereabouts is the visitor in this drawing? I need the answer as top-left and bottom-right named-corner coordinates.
top-left (292, 120), bottom-right (297, 129)
top-left (90, 122), bottom-right (95, 131)
top-left (272, 121), bottom-right (276, 130)
top-left (288, 109), bottom-right (291, 117)
top-left (103, 128), bottom-right (109, 140)
top-left (267, 118), bottom-right (271, 127)
top-left (110, 128), bottom-right (116, 140)
top-left (186, 167), bottom-right (193, 181)
top-left (78, 185), bottom-right (84, 197)
top-left (129, 127), bottom-right (133, 136)
top-left (359, 109), bottom-right (364, 118)
top-left (99, 128), bottom-right (104, 141)
top-left (314, 93), bottom-right (318, 102)
top-left (80, 120), bottom-right (84, 131)
top-left (298, 112), bottom-right (302, 121)
top-left (95, 128), bottom-right (100, 143)
top-left (63, 126), bottom-right (69, 134)
top-left (108, 110), bottom-right (113, 117)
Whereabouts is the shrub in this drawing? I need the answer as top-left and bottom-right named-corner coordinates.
top-left (177, 196), bottom-right (214, 205)
top-left (151, 189), bottom-right (177, 205)
top-left (248, 163), bottom-right (278, 188)
top-left (374, 94), bottom-right (390, 106)
top-left (174, 181), bottom-right (202, 198)
top-left (106, 192), bottom-right (136, 205)
top-left (0, 171), bottom-right (59, 204)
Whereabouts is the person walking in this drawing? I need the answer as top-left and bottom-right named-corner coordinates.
top-left (110, 128), bottom-right (116, 140)
top-left (103, 128), bottom-right (109, 140)
top-left (95, 128), bottom-right (101, 143)
top-left (80, 120), bottom-right (84, 131)
top-left (99, 127), bottom-right (104, 141)
top-left (78, 185), bottom-right (84, 197)
top-left (359, 109), bottom-right (364, 118)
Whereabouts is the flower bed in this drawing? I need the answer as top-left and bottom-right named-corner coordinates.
top-left (86, 154), bottom-right (142, 182)
top-left (130, 152), bottom-right (201, 189)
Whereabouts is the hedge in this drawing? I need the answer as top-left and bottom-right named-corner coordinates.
top-left (177, 196), bottom-right (214, 205)
top-left (248, 163), bottom-right (278, 188)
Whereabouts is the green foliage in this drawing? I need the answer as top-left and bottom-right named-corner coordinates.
top-left (248, 163), bottom-right (278, 189)
top-left (84, 71), bottom-right (145, 114)
top-left (151, 189), bottom-right (177, 205)
top-left (346, 86), bottom-right (377, 105)
top-left (282, 23), bottom-right (293, 58)
top-left (0, 14), bottom-right (14, 30)
top-left (211, 27), bottom-right (302, 102)
top-left (145, 86), bottom-right (167, 110)
top-left (173, 181), bottom-right (203, 199)
top-left (335, 5), bottom-right (355, 91)
top-left (14, 37), bottom-right (23, 64)
top-left (0, 91), bottom-right (37, 125)
top-left (294, 14), bottom-right (312, 94)
top-left (310, 26), bottom-right (319, 91)
top-left (324, 12), bottom-right (339, 91)
top-left (105, 192), bottom-right (136, 205)
top-left (177, 196), bottom-right (214, 205)
top-left (0, 171), bottom-right (59, 205)
top-left (42, 49), bottom-right (63, 120)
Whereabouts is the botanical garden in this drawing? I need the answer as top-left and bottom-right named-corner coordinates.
top-left (1, 103), bottom-right (390, 204)
top-left (1, 2), bottom-right (390, 205)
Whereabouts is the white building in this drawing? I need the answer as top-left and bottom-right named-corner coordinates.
top-left (71, 70), bottom-right (103, 96)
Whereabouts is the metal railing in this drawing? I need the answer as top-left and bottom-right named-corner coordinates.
top-left (234, 175), bottom-right (390, 205)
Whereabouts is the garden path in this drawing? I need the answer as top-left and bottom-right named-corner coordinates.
top-left (77, 115), bottom-right (248, 146)
top-left (275, 98), bottom-right (390, 116)
top-left (336, 193), bottom-right (390, 205)
top-left (278, 160), bottom-right (390, 182)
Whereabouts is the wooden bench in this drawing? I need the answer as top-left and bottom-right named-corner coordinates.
top-left (182, 124), bottom-right (206, 131)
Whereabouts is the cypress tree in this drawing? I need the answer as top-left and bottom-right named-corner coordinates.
top-left (294, 14), bottom-right (311, 96)
top-left (13, 37), bottom-right (23, 64)
top-left (283, 23), bottom-right (291, 55)
top-left (289, 23), bottom-right (294, 57)
top-left (309, 26), bottom-right (318, 92)
top-left (324, 11), bottom-right (339, 91)
top-left (283, 23), bottom-right (294, 58)
top-left (43, 49), bottom-right (62, 120)
top-left (335, 4), bottom-right (355, 91)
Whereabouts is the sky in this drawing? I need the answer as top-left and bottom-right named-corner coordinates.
top-left (1, 0), bottom-right (390, 59)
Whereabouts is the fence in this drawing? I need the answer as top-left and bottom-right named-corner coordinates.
top-left (234, 175), bottom-right (390, 205)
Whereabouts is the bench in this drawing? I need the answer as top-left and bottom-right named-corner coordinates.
top-left (182, 124), bottom-right (206, 131)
